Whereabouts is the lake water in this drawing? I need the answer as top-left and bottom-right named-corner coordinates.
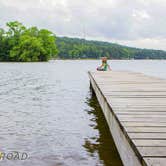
top-left (0, 60), bottom-right (166, 166)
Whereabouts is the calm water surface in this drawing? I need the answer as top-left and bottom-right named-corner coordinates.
top-left (0, 60), bottom-right (166, 166)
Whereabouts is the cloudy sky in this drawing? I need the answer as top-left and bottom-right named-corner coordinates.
top-left (0, 0), bottom-right (166, 50)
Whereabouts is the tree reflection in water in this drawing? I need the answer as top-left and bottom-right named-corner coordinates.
top-left (84, 88), bottom-right (123, 166)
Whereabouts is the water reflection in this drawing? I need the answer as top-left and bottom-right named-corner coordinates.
top-left (84, 89), bottom-right (123, 166)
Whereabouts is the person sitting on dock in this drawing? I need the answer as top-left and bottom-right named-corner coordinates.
top-left (97, 57), bottom-right (111, 71)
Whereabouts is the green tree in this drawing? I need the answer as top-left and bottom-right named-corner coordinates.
top-left (6, 21), bottom-right (26, 36)
top-left (6, 21), bottom-right (26, 47)
top-left (38, 29), bottom-right (58, 58)
top-left (0, 28), bottom-right (6, 60)
top-left (0, 21), bottom-right (58, 62)
top-left (10, 35), bottom-right (45, 62)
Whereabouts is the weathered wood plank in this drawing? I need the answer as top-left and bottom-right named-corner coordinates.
top-left (138, 147), bottom-right (166, 157)
top-left (143, 158), bottom-right (166, 166)
top-left (125, 126), bottom-right (166, 133)
top-left (119, 117), bottom-right (166, 123)
top-left (117, 112), bottom-right (166, 115)
top-left (133, 139), bottom-right (166, 147)
top-left (123, 122), bottom-right (166, 127)
top-left (118, 115), bottom-right (166, 118)
top-left (128, 133), bottom-right (166, 139)
top-left (114, 108), bottom-right (166, 112)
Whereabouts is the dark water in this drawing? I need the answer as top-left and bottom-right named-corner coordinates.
top-left (0, 60), bottom-right (166, 166)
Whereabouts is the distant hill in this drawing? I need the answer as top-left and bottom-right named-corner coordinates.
top-left (56, 37), bottom-right (166, 59)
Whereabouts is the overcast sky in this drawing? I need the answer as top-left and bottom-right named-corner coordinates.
top-left (0, 0), bottom-right (166, 50)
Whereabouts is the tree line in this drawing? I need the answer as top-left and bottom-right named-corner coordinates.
top-left (0, 21), bottom-right (58, 62)
top-left (0, 21), bottom-right (166, 61)
top-left (56, 37), bottom-right (166, 59)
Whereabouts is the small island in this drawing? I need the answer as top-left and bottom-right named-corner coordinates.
top-left (0, 21), bottom-right (58, 62)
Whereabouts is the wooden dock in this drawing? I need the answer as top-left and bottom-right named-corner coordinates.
top-left (88, 71), bottom-right (166, 166)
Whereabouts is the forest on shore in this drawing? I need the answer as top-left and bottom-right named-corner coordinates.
top-left (57, 37), bottom-right (166, 59)
top-left (0, 21), bottom-right (166, 62)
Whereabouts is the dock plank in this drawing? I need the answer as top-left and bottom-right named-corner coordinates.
top-left (138, 147), bottom-right (166, 157)
top-left (125, 126), bottom-right (166, 133)
top-left (144, 158), bottom-right (166, 166)
top-left (123, 122), bottom-right (166, 127)
top-left (133, 139), bottom-right (166, 147)
top-left (128, 133), bottom-right (166, 139)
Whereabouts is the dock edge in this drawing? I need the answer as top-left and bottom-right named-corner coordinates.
top-left (88, 71), bottom-right (143, 166)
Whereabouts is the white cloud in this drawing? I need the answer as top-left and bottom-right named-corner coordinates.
top-left (0, 0), bottom-right (166, 50)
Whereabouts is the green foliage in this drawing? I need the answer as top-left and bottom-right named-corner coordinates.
top-left (56, 37), bottom-right (166, 59)
top-left (10, 35), bottom-right (45, 62)
top-left (0, 21), bottom-right (58, 62)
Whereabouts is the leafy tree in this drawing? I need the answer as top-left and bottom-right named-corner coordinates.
top-left (0, 28), bottom-right (6, 60)
top-left (10, 35), bottom-right (45, 62)
top-left (38, 29), bottom-right (58, 58)
top-left (6, 21), bottom-right (26, 36)
top-left (0, 21), bottom-right (58, 62)
top-left (6, 21), bottom-right (26, 48)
